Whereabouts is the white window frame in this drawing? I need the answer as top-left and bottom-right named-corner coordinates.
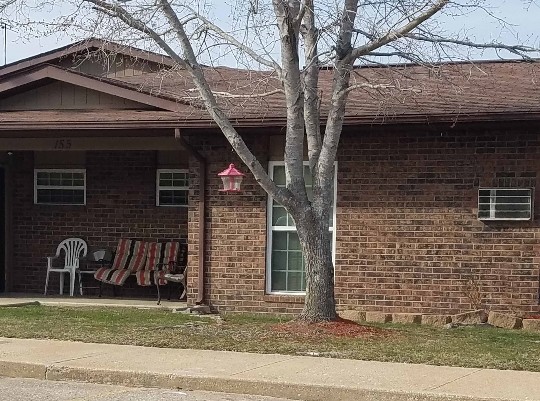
top-left (266, 161), bottom-right (337, 295)
top-left (156, 169), bottom-right (189, 207)
top-left (34, 169), bottom-right (86, 205)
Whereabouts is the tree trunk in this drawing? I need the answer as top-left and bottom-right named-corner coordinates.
top-left (296, 213), bottom-right (337, 322)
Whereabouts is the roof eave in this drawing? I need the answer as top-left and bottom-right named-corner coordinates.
top-left (342, 111), bottom-right (540, 126)
top-left (1, 111), bottom-right (540, 131)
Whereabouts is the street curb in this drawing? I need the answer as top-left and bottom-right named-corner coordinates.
top-left (0, 361), bottom-right (46, 379)
top-left (0, 361), bottom-right (503, 401)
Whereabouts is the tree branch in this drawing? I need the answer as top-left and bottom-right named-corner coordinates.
top-left (86, 0), bottom-right (290, 206)
top-left (183, 5), bottom-right (282, 74)
top-left (155, 0), bottom-right (290, 206)
top-left (339, 82), bottom-right (422, 97)
top-left (349, 0), bottom-right (449, 60)
top-left (355, 25), bottom-right (540, 59)
top-left (403, 33), bottom-right (540, 58)
top-left (0, 0), bottom-right (17, 12)
top-left (83, 0), bottom-right (188, 69)
top-left (184, 88), bottom-right (284, 99)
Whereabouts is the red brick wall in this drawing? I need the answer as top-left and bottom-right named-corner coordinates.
top-left (11, 151), bottom-right (188, 296)
top-left (336, 126), bottom-right (540, 315)
top-left (12, 127), bottom-right (539, 315)
top-left (186, 135), bottom-right (304, 314)
top-left (188, 125), bottom-right (540, 315)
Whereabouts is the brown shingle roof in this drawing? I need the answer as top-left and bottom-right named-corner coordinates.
top-left (115, 60), bottom-right (540, 124)
top-left (2, 38), bottom-right (540, 129)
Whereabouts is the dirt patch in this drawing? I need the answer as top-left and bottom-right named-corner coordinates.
top-left (271, 317), bottom-right (392, 338)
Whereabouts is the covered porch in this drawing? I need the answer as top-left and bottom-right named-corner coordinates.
top-left (0, 41), bottom-right (216, 308)
top-left (0, 133), bottom-right (201, 303)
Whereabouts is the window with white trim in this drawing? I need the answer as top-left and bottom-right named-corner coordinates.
top-left (267, 162), bottom-right (337, 293)
top-left (156, 169), bottom-right (189, 207)
top-left (34, 169), bottom-right (86, 205)
top-left (478, 188), bottom-right (533, 221)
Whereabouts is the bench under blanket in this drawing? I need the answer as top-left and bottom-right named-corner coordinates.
top-left (94, 239), bottom-right (147, 285)
top-left (94, 239), bottom-right (181, 287)
top-left (137, 242), bottom-right (180, 286)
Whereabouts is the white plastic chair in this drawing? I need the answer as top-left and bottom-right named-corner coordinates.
top-left (44, 238), bottom-right (88, 297)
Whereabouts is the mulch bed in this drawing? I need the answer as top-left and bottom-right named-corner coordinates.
top-left (525, 315), bottom-right (540, 319)
top-left (271, 317), bottom-right (392, 338)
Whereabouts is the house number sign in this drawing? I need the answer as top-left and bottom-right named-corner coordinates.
top-left (53, 139), bottom-right (72, 149)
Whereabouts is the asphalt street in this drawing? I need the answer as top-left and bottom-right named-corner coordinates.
top-left (0, 377), bottom-right (296, 401)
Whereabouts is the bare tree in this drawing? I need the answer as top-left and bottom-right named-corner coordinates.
top-left (3, 0), bottom-right (540, 322)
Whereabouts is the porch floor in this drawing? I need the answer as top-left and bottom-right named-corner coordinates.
top-left (0, 293), bottom-right (187, 310)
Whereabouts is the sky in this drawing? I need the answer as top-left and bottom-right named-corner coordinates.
top-left (1, 1), bottom-right (539, 66)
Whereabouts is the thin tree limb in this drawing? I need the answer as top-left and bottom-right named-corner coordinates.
top-left (403, 33), bottom-right (539, 58)
top-left (339, 82), bottom-right (422, 96)
top-left (184, 88), bottom-right (284, 99)
top-left (354, 26), bottom-right (540, 58)
top-left (349, 0), bottom-right (449, 60)
top-left (83, 0), bottom-right (188, 69)
top-left (183, 5), bottom-right (283, 74)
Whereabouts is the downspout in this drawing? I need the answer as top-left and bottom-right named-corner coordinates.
top-left (3, 156), bottom-right (12, 292)
top-left (175, 128), bottom-right (206, 305)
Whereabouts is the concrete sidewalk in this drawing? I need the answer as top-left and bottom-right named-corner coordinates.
top-left (0, 337), bottom-right (538, 401)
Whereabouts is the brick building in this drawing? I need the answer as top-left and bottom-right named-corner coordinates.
top-left (1, 39), bottom-right (539, 315)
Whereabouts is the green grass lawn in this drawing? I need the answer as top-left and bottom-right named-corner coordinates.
top-left (1, 305), bottom-right (539, 371)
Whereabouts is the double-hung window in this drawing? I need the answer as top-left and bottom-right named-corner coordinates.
top-left (34, 169), bottom-right (86, 205)
top-left (156, 169), bottom-right (189, 207)
top-left (266, 162), bottom-right (337, 293)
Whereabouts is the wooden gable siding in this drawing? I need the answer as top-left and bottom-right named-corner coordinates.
top-left (57, 53), bottom-right (165, 78)
top-left (0, 81), bottom-right (154, 111)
